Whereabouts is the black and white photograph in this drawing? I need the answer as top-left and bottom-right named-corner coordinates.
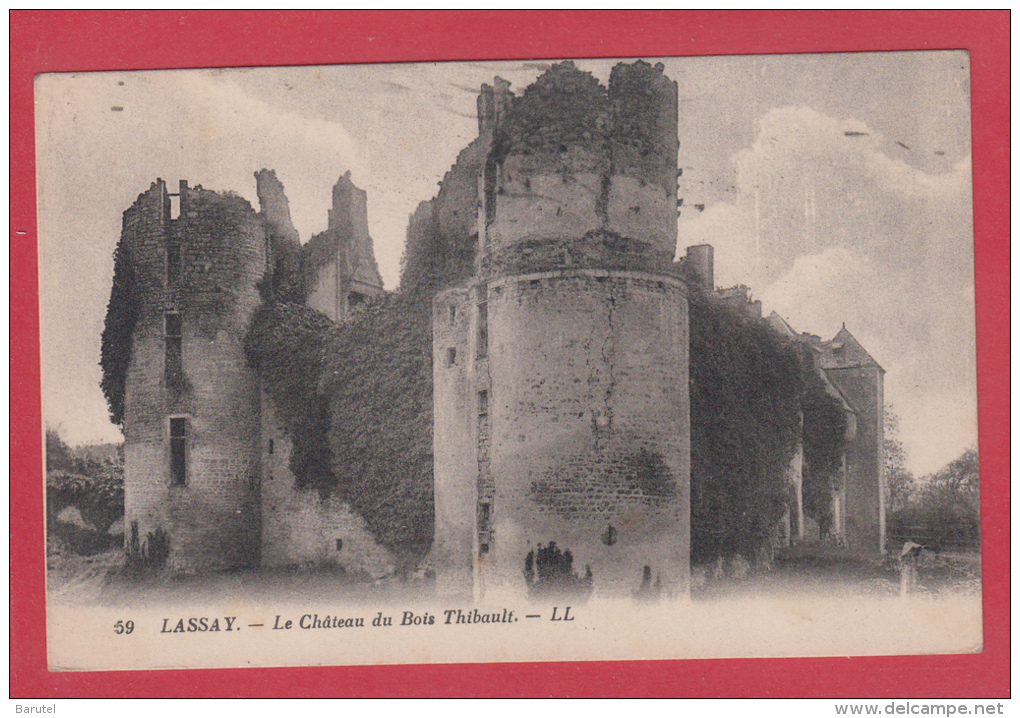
top-left (37, 52), bottom-right (981, 670)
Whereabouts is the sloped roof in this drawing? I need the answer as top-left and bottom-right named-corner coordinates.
top-left (817, 325), bottom-right (884, 372)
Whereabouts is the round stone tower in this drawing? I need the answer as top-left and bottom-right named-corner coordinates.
top-left (434, 61), bottom-right (690, 600)
top-left (119, 179), bottom-right (267, 572)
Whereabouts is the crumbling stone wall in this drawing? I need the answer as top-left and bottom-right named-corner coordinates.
top-left (120, 180), bottom-right (266, 572)
top-left (260, 392), bottom-right (395, 577)
top-left (255, 169), bottom-right (304, 303)
top-left (250, 173), bottom-right (404, 572)
top-left (480, 61), bottom-right (679, 268)
top-left (305, 172), bottom-right (384, 320)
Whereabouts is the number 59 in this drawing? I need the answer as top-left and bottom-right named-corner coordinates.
top-left (114, 620), bottom-right (134, 635)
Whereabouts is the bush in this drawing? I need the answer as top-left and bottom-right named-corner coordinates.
top-left (47, 471), bottom-right (125, 535)
top-left (45, 430), bottom-right (125, 537)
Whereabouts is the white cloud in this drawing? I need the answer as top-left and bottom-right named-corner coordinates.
top-left (679, 105), bottom-right (976, 475)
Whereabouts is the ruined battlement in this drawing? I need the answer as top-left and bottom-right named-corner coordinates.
top-left (477, 61), bottom-right (679, 268)
top-left (304, 171), bottom-right (384, 320)
top-left (256, 169), bottom-right (301, 246)
top-left (120, 179), bottom-right (267, 307)
top-left (608, 61), bottom-right (679, 193)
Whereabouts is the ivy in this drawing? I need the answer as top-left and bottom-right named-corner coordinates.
top-left (399, 201), bottom-right (476, 299)
top-left (100, 243), bottom-right (140, 426)
top-left (686, 283), bottom-right (803, 564)
top-left (262, 229), bottom-right (305, 304)
top-left (800, 356), bottom-right (849, 534)
top-left (319, 292), bottom-right (435, 566)
top-left (244, 302), bottom-right (336, 496)
top-left (508, 61), bottom-right (611, 156)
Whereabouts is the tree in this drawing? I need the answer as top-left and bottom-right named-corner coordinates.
top-left (927, 447), bottom-right (979, 497)
top-left (884, 405), bottom-right (916, 513)
top-left (921, 447), bottom-right (980, 549)
top-left (45, 426), bottom-right (76, 473)
top-left (888, 447), bottom-right (979, 551)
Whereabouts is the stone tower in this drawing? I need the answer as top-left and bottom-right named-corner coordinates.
top-left (433, 62), bottom-right (690, 600)
top-left (120, 179), bottom-right (267, 572)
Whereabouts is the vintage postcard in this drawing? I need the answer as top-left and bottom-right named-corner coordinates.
top-left (36, 51), bottom-right (981, 672)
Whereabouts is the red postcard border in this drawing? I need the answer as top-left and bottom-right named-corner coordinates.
top-left (10, 10), bottom-right (1010, 698)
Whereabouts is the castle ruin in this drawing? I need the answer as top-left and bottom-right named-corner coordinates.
top-left (103, 60), bottom-right (885, 592)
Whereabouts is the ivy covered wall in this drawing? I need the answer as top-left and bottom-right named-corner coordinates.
top-left (244, 161), bottom-right (473, 564)
top-left (244, 302), bottom-right (336, 497)
top-left (319, 293), bottom-right (435, 564)
top-left (686, 283), bottom-right (803, 564)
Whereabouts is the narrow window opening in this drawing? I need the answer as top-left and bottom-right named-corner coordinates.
top-left (449, 305), bottom-right (457, 324)
top-left (168, 194), bottom-right (181, 220)
top-left (268, 439), bottom-right (274, 455)
top-left (480, 543), bottom-right (490, 555)
top-left (165, 313), bottom-right (183, 390)
top-left (129, 521), bottom-right (139, 557)
top-left (336, 539), bottom-right (343, 551)
top-left (446, 347), bottom-right (457, 366)
top-left (477, 390), bottom-right (488, 417)
top-left (169, 417), bottom-right (187, 486)
top-left (480, 502), bottom-right (491, 525)
top-left (476, 302), bottom-right (488, 359)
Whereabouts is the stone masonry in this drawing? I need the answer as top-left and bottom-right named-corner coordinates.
top-left (119, 170), bottom-right (390, 574)
top-left (433, 62), bottom-right (691, 600)
top-left (121, 179), bottom-right (266, 572)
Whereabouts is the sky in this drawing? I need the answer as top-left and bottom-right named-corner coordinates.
top-left (35, 51), bottom-right (975, 477)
